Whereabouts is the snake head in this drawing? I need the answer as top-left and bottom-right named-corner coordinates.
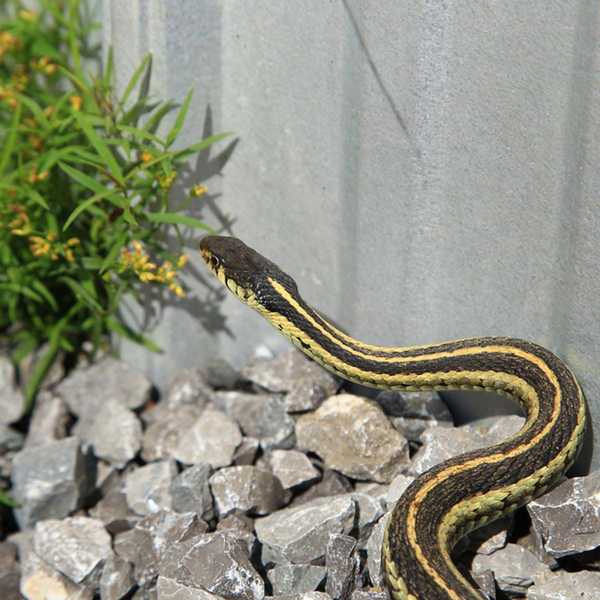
top-left (200, 236), bottom-right (298, 308)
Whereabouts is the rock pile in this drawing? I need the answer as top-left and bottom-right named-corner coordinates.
top-left (0, 349), bottom-right (598, 599)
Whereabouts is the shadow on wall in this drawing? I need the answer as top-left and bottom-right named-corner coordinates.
top-left (118, 105), bottom-right (239, 342)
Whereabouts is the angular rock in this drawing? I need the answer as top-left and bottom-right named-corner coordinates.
top-left (409, 415), bottom-right (524, 476)
top-left (285, 377), bottom-right (340, 414)
top-left (115, 510), bottom-right (208, 588)
top-left (159, 530), bottom-right (264, 600)
top-left (89, 484), bottom-right (139, 535)
top-left (171, 463), bottom-right (215, 521)
top-left (0, 425), bottom-right (23, 454)
top-left (0, 356), bottom-right (24, 425)
top-left (209, 466), bottom-right (287, 517)
top-left (13, 530), bottom-right (92, 600)
top-left (216, 514), bottom-right (256, 556)
top-left (173, 408), bottom-right (242, 467)
top-left (296, 394), bottom-right (409, 483)
top-left (471, 569), bottom-right (496, 599)
top-left (157, 576), bottom-right (227, 599)
top-left (344, 492), bottom-right (385, 549)
top-left (350, 592), bottom-right (389, 600)
top-left (365, 513), bottom-right (391, 587)
top-left (325, 534), bottom-right (357, 600)
top-left (100, 554), bottom-right (135, 600)
top-left (56, 356), bottom-right (152, 418)
top-left (384, 474), bottom-right (414, 510)
top-left (274, 594), bottom-right (332, 600)
top-left (203, 357), bottom-right (240, 390)
top-left (0, 541), bottom-right (20, 600)
top-left (233, 437), bottom-right (260, 466)
top-left (34, 517), bottom-right (113, 584)
top-left (24, 392), bottom-right (69, 448)
top-left (214, 391), bottom-right (295, 450)
top-left (527, 471), bottom-right (600, 558)
top-left (125, 460), bottom-right (178, 516)
top-left (268, 564), bottom-right (327, 595)
top-left (255, 495), bottom-right (355, 564)
top-left (142, 405), bottom-right (203, 461)
top-left (291, 470), bottom-right (352, 507)
top-left (12, 436), bottom-right (96, 529)
top-left (269, 450), bottom-right (320, 490)
top-left (471, 542), bottom-right (546, 596)
top-left (527, 570), bottom-right (600, 600)
top-left (165, 368), bottom-right (214, 410)
top-left (75, 399), bottom-right (142, 467)
top-left (375, 390), bottom-right (452, 430)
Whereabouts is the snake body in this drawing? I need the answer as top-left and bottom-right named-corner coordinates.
top-left (200, 235), bottom-right (586, 600)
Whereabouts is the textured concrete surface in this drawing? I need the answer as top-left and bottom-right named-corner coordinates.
top-left (103, 1), bottom-right (600, 469)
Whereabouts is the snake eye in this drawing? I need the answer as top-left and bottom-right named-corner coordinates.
top-left (210, 256), bottom-right (219, 270)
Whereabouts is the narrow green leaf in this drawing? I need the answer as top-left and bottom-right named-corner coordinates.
top-left (145, 212), bottom-right (214, 232)
top-left (0, 491), bottom-right (19, 508)
top-left (106, 316), bottom-right (162, 353)
top-left (59, 276), bottom-right (103, 312)
top-left (172, 132), bottom-right (233, 160)
top-left (117, 124), bottom-right (163, 145)
top-left (166, 89), bottom-right (193, 147)
top-left (103, 46), bottom-right (114, 90)
top-left (57, 65), bottom-right (90, 95)
top-left (0, 102), bottom-right (22, 176)
top-left (143, 100), bottom-right (176, 135)
top-left (58, 161), bottom-right (114, 196)
top-left (15, 93), bottom-right (50, 130)
top-left (100, 231), bottom-right (128, 273)
top-left (0, 283), bottom-right (43, 303)
top-left (28, 189), bottom-right (49, 210)
top-left (30, 281), bottom-right (58, 311)
top-left (120, 53), bottom-right (152, 109)
top-left (73, 113), bottom-right (124, 183)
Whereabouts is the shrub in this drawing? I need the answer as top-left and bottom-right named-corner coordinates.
top-left (0, 0), bottom-right (230, 410)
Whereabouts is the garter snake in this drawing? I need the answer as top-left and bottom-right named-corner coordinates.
top-left (200, 235), bottom-right (587, 600)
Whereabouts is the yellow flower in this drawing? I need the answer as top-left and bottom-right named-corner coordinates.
top-left (29, 236), bottom-right (50, 257)
top-left (169, 283), bottom-right (186, 298)
top-left (141, 151), bottom-right (153, 163)
top-left (177, 254), bottom-right (188, 268)
top-left (67, 237), bottom-right (80, 246)
top-left (8, 205), bottom-right (31, 236)
top-left (64, 249), bottom-right (75, 262)
top-left (69, 95), bottom-right (82, 111)
top-left (158, 171), bottom-right (176, 190)
top-left (19, 10), bottom-right (37, 21)
top-left (191, 184), bottom-right (208, 198)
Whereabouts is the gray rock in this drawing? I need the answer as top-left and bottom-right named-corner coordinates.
top-left (350, 592), bottom-right (389, 600)
top-left (527, 570), bottom-right (600, 600)
top-left (75, 399), bottom-right (142, 467)
top-left (471, 569), bottom-right (496, 599)
top-left (12, 436), bottom-right (96, 529)
top-left (159, 530), bottom-right (264, 600)
top-left (344, 492), bottom-right (385, 549)
top-left (409, 415), bottom-right (524, 475)
top-left (255, 495), bottom-right (355, 564)
top-left (269, 450), bottom-right (320, 490)
top-left (527, 471), bottom-right (600, 558)
top-left (142, 405), bottom-right (203, 462)
top-left (24, 392), bottom-right (69, 448)
top-left (56, 356), bottom-right (152, 417)
top-left (471, 542), bottom-right (546, 596)
top-left (115, 510), bottom-right (208, 588)
top-left (384, 475), bottom-right (414, 512)
top-left (19, 342), bottom-right (65, 392)
top-left (34, 517), bottom-right (113, 584)
top-left (268, 564), bottom-right (327, 595)
top-left (209, 466), bottom-right (287, 517)
top-left (467, 516), bottom-right (512, 556)
top-left (233, 437), bottom-right (260, 466)
top-left (0, 356), bottom-right (24, 425)
top-left (273, 594), bottom-right (332, 600)
top-left (365, 513), bottom-right (391, 587)
top-left (325, 534), bottom-right (357, 600)
top-left (241, 349), bottom-right (338, 398)
top-left (216, 514), bottom-right (256, 556)
top-left (171, 463), bottom-right (215, 521)
top-left (296, 394), bottom-right (410, 483)
top-left (13, 530), bottom-right (93, 600)
top-left (125, 460), bottom-right (178, 516)
top-left (0, 425), bottom-right (23, 454)
top-left (100, 554), bottom-right (135, 600)
top-left (203, 358), bottom-right (240, 390)
top-left (291, 470), bottom-right (352, 507)
top-left (214, 391), bottom-right (295, 450)
top-left (375, 390), bottom-right (452, 420)
top-left (157, 576), bottom-right (227, 599)
top-left (90, 486), bottom-right (140, 535)
top-left (165, 368), bottom-right (214, 410)
top-left (0, 541), bottom-right (20, 600)
top-left (173, 408), bottom-right (242, 467)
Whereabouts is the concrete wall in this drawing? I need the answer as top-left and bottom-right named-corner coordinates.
top-left (103, 1), bottom-right (600, 470)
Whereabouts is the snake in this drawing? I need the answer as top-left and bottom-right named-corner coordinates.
top-left (199, 235), bottom-right (587, 600)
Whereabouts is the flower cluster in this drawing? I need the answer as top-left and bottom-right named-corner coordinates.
top-left (119, 241), bottom-right (187, 297)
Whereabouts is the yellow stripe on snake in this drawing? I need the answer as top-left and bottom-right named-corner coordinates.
top-left (200, 235), bottom-right (586, 600)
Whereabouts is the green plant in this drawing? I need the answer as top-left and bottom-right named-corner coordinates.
top-left (0, 1), bottom-right (230, 413)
